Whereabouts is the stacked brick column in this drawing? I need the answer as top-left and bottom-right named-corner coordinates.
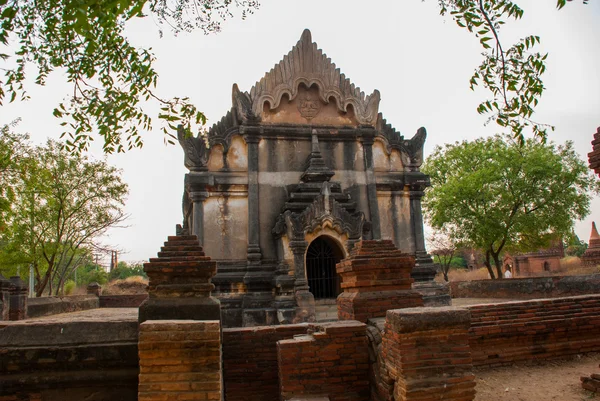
top-left (380, 307), bottom-right (475, 401)
top-left (336, 240), bottom-right (423, 322)
top-left (138, 320), bottom-right (222, 401)
top-left (139, 234), bottom-right (220, 323)
top-left (277, 321), bottom-right (370, 401)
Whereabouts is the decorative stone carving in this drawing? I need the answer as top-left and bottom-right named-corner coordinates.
top-left (376, 113), bottom-right (427, 171)
top-left (297, 93), bottom-right (322, 121)
top-left (273, 182), bottom-right (367, 243)
top-left (177, 127), bottom-right (208, 171)
top-left (248, 29), bottom-right (380, 125)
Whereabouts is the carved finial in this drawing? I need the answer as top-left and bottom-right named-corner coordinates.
top-left (301, 130), bottom-right (334, 183)
top-left (591, 222), bottom-right (600, 241)
top-left (300, 29), bottom-right (312, 45)
top-left (311, 129), bottom-right (319, 153)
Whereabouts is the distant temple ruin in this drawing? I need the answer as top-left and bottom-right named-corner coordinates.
top-left (177, 29), bottom-right (446, 327)
top-left (582, 222), bottom-right (600, 266)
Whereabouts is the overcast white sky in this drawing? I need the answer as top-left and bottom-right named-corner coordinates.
top-left (2, 0), bottom-right (600, 264)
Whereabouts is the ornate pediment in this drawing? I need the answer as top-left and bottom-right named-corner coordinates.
top-left (233, 29), bottom-right (380, 126)
top-left (273, 182), bottom-right (368, 241)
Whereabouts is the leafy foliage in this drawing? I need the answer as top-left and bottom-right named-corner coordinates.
top-left (109, 260), bottom-right (146, 280)
top-left (76, 263), bottom-right (109, 286)
top-left (437, 0), bottom-right (587, 143)
top-left (422, 135), bottom-right (599, 279)
top-left (0, 0), bottom-right (258, 153)
top-left (0, 128), bottom-right (128, 295)
top-left (564, 229), bottom-right (588, 258)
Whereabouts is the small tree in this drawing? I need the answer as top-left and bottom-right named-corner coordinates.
top-left (428, 230), bottom-right (458, 282)
top-left (423, 135), bottom-right (599, 279)
top-left (0, 136), bottom-right (128, 295)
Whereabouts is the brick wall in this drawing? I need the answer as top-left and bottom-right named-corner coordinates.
top-left (378, 307), bottom-right (475, 401)
top-left (100, 294), bottom-right (148, 308)
top-left (27, 295), bottom-right (99, 318)
top-left (222, 324), bottom-right (308, 401)
top-left (0, 319), bottom-right (139, 400)
top-left (468, 295), bottom-right (600, 366)
top-left (277, 321), bottom-right (370, 401)
top-left (138, 320), bottom-right (221, 401)
top-left (450, 274), bottom-right (600, 299)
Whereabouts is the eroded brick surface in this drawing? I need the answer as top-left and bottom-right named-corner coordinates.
top-left (468, 295), bottom-right (600, 366)
top-left (378, 307), bottom-right (475, 401)
top-left (337, 240), bottom-right (423, 322)
top-left (277, 321), bottom-right (370, 401)
top-left (138, 320), bottom-right (221, 401)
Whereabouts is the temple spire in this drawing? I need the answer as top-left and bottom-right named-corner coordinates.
top-left (300, 130), bottom-right (334, 183)
top-left (591, 221), bottom-right (600, 241)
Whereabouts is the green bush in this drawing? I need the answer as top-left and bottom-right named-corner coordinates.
top-left (109, 262), bottom-right (146, 281)
top-left (64, 280), bottom-right (76, 295)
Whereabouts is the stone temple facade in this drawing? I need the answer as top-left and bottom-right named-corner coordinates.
top-left (177, 29), bottom-right (445, 327)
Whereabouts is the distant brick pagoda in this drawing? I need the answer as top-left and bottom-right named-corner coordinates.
top-left (582, 222), bottom-right (600, 267)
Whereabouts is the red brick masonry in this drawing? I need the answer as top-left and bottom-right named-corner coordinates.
top-left (138, 320), bottom-right (221, 401)
top-left (277, 321), bottom-right (370, 401)
top-left (337, 240), bottom-right (423, 322)
top-left (467, 295), bottom-right (600, 366)
top-left (379, 307), bottom-right (475, 401)
top-left (222, 324), bottom-right (308, 401)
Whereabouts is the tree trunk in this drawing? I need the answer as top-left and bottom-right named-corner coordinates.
top-left (484, 250), bottom-right (496, 279)
top-left (492, 252), bottom-right (503, 279)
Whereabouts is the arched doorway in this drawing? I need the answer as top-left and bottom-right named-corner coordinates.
top-left (306, 236), bottom-right (343, 299)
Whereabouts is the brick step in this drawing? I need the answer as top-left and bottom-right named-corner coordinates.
top-left (161, 245), bottom-right (205, 252)
top-left (163, 239), bottom-right (200, 247)
top-left (157, 251), bottom-right (206, 258)
top-left (167, 235), bottom-right (198, 242)
top-left (148, 256), bottom-right (212, 263)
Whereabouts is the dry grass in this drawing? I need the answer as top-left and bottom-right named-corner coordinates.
top-left (103, 276), bottom-right (148, 295)
top-left (436, 257), bottom-right (600, 282)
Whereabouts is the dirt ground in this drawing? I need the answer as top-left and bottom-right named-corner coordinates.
top-left (474, 353), bottom-right (600, 400)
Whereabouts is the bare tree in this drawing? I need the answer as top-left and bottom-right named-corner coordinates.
top-left (428, 230), bottom-right (458, 282)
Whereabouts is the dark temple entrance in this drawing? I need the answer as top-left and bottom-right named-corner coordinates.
top-left (306, 236), bottom-right (343, 299)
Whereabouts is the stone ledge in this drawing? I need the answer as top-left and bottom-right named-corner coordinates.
top-left (386, 307), bottom-right (471, 333)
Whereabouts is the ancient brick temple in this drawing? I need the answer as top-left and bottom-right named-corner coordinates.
top-left (582, 222), bottom-right (600, 266)
top-left (177, 29), bottom-right (446, 327)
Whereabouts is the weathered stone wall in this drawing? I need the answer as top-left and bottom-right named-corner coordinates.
top-left (256, 135), bottom-right (370, 261)
top-left (277, 321), bottom-right (370, 401)
top-left (222, 324), bottom-right (308, 401)
top-left (138, 320), bottom-right (222, 401)
top-left (0, 316), bottom-right (139, 400)
top-left (99, 294), bottom-right (148, 308)
top-left (450, 274), bottom-right (600, 299)
top-left (377, 307), bottom-right (475, 401)
top-left (468, 295), bottom-right (600, 366)
top-left (27, 295), bottom-right (99, 318)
